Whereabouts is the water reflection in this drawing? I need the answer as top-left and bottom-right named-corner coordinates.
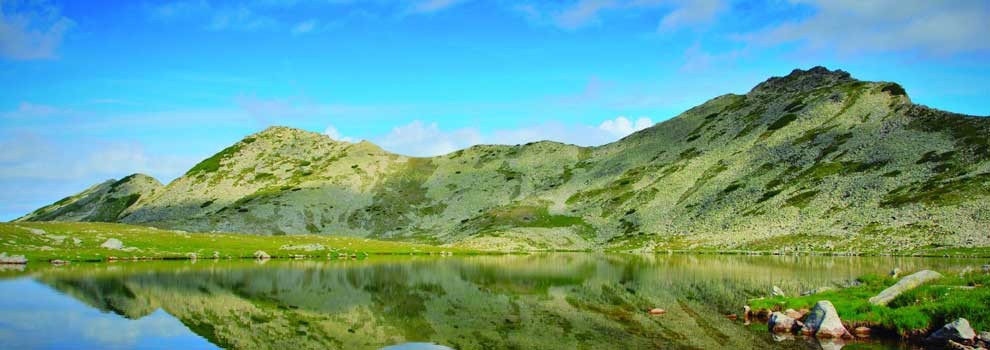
top-left (2, 254), bottom-right (976, 349)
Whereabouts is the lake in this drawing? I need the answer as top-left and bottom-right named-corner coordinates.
top-left (0, 254), bottom-right (981, 349)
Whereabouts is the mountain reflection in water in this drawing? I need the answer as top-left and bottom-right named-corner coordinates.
top-left (2, 254), bottom-right (974, 349)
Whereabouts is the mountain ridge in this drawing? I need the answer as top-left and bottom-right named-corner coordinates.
top-left (18, 66), bottom-right (990, 252)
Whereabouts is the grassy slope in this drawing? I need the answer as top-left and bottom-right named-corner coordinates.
top-left (0, 222), bottom-right (478, 262)
top-left (17, 67), bottom-right (990, 253)
top-left (750, 272), bottom-right (990, 335)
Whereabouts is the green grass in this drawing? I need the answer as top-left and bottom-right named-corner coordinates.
top-left (0, 222), bottom-right (482, 263)
top-left (749, 272), bottom-right (990, 335)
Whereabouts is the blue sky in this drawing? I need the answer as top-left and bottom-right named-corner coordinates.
top-left (1, 0), bottom-right (988, 220)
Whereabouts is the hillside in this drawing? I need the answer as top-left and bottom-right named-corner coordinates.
top-left (18, 67), bottom-right (990, 253)
top-left (16, 174), bottom-right (161, 223)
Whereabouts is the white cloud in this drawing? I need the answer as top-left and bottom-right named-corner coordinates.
top-left (597, 116), bottom-right (653, 137)
top-left (554, 0), bottom-right (617, 30)
top-left (291, 19), bottom-right (317, 35)
top-left (657, 0), bottom-right (725, 32)
top-left (323, 125), bottom-right (356, 142)
top-left (334, 116), bottom-right (655, 157)
top-left (0, 0), bottom-right (74, 60)
top-left (740, 0), bottom-right (990, 55)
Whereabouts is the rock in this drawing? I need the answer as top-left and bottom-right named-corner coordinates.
top-left (743, 305), bottom-right (751, 325)
top-left (927, 318), bottom-right (976, 344)
top-left (50, 259), bottom-right (69, 265)
top-left (800, 300), bottom-right (851, 339)
top-left (977, 332), bottom-right (990, 348)
top-left (253, 250), bottom-right (271, 260)
top-left (801, 286), bottom-right (833, 296)
top-left (0, 252), bottom-right (27, 264)
top-left (187, 252), bottom-right (197, 260)
top-left (771, 285), bottom-right (786, 297)
top-left (869, 270), bottom-right (942, 306)
top-left (100, 238), bottom-right (124, 250)
top-left (212, 251), bottom-right (220, 259)
top-left (768, 312), bottom-right (798, 333)
top-left (783, 308), bottom-right (802, 319)
top-left (853, 326), bottom-right (871, 338)
top-left (890, 268), bottom-right (902, 278)
top-left (649, 308), bottom-right (666, 315)
top-left (947, 340), bottom-right (977, 350)
top-left (982, 264), bottom-right (989, 274)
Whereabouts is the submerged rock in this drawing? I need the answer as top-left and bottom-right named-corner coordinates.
top-left (254, 250), bottom-right (271, 260)
top-left (869, 270), bottom-right (942, 306)
top-left (927, 318), bottom-right (976, 344)
top-left (800, 300), bottom-right (850, 338)
top-left (100, 238), bottom-right (124, 250)
top-left (768, 312), bottom-right (798, 333)
top-left (0, 252), bottom-right (27, 264)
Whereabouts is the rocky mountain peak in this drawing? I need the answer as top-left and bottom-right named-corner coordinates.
top-left (749, 66), bottom-right (855, 96)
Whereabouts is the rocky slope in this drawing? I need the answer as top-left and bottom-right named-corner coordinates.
top-left (18, 67), bottom-right (990, 252)
top-left (16, 174), bottom-right (161, 223)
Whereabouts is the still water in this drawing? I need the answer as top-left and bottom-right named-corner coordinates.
top-left (0, 254), bottom-right (981, 349)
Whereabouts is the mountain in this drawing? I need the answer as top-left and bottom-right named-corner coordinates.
top-left (16, 174), bottom-right (161, 222)
top-left (18, 67), bottom-right (990, 252)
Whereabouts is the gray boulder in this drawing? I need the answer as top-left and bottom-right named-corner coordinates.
top-left (927, 318), bottom-right (976, 344)
top-left (100, 238), bottom-right (124, 250)
top-left (800, 300), bottom-right (850, 338)
top-left (869, 270), bottom-right (942, 306)
top-left (768, 312), bottom-right (798, 333)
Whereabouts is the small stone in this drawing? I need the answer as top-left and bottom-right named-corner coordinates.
top-left (743, 305), bottom-right (752, 325)
top-left (982, 264), bottom-right (989, 274)
top-left (253, 250), bottom-right (271, 260)
top-left (50, 259), bottom-right (68, 265)
top-left (649, 308), bottom-right (666, 315)
top-left (212, 251), bottom-right (220, 259)
top-left (784, 309), bottom-right (802, 319)
top-left (771, 286), bottom-right (786, 297)
top-left (853, 326), bottom-right (871, 338)
top-left (187, 252), bottom-right (197, 260)
top-left (100, 238), bottom-right (124, 250)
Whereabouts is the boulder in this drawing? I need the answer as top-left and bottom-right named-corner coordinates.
top-left (800, 300), bottom-right (850, 338)
top-left (869, 270), bottom-right (942, 306)
top-left (771, 285), bottom-right (786, 297)
top-left (0, 252), bottom-right (27, 264)
top-left (100, 238), bottom-right (124, 250)
top-left (253, 250), bottom-right (271, 260)
top-left (768, 312), bottom-right (798, 333)
top-left (927, 318), bottom-right (976, 344)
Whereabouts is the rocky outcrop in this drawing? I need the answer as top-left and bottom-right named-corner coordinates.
top-left (800, 301), bottom-right (850, 339)
top-left (869, 270), bottom-right (942, 306)
top-left (0, 252), bottom-right (27, 264)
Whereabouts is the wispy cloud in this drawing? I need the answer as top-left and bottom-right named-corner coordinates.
top-left (517, 0), bottom-right (726, 31)
top-left (0, 0), bottom-right (74, 60)
top-left (738, 0), bottom-right (990, 55)
top-left (291, 19), bottom-right (317, 35)
top-left (407, 0), bottom-right (469, 14)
